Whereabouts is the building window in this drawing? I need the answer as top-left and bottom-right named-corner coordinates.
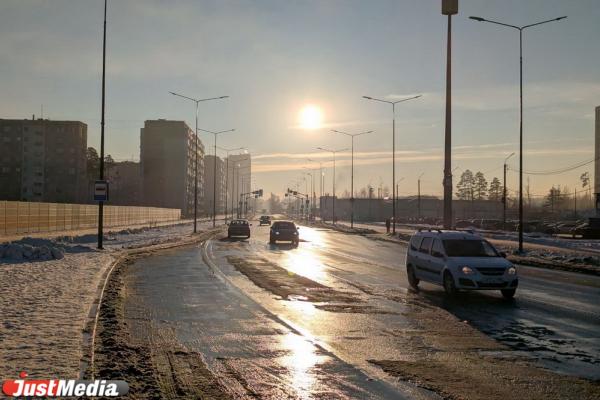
top-left (1, 167), bottom-right (10, 173)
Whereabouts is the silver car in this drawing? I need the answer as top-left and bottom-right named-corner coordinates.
top-left (406, 230), bottom-right (518, 298)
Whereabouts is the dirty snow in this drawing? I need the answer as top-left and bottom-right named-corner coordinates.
top-left (0, 220), bottom-right (212, 380)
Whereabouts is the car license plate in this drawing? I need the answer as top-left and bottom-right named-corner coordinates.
top-left (482, 278), bottom-right (503, 285)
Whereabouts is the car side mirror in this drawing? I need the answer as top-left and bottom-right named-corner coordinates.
top-left (500, 251), bottom-right (507, 258)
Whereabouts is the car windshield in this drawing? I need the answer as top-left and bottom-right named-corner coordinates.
top-left (231, 220), bottom-right (247, 226)
top-left (442, 239), bottom-right (499, 257)
top-left (274, 222), bottom-right (295, 229)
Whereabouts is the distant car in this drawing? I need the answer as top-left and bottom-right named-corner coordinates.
top-left (228, 219), bottom-right (251, 239)
top-left (406, 230), bottom-right (518, 299)
top-left (259, 215), bottom-right (271, 226)
top-left (269, 221), bottom-right (299, 246)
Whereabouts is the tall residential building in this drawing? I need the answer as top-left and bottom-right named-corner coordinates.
top-left (204, 155), bottom-right (226, 215)
top-left (226, 153), bottom-right (251, 214)
top-left (140, 119), bottom-right (204, 216)
top-left (0, 117), bottom-right (87, 203)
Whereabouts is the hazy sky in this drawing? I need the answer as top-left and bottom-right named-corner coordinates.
top-left (1, 0), bottom-right (598, 199)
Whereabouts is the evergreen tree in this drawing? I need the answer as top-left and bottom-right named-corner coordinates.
top-left (456, 169), bottom-right (475, 200)
top-left (474, 171), bottom-right (488, 199)
top-left (489, 177), bottom-right (502, 201)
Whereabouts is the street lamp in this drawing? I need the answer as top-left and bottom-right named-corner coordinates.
top-left (363, 94), bottom-right (422, 233)
top-left (469, 15), bottom-right (567, 252)
top-left (97, 0), bottom-right (108, 249)
top-left (442, 0), bottom-right (458, 230)
top-left (217, 146), bottom-right (245, 223)
top-left (233, 158), bottom-right (250, 218)
top-left (303, 168), bottom-right (315, 219)
top-left (317, 147), bottom-right (348, 224)
top-left (169, 91), bottom-right (229, 233)
top-left (197, 128), bottom-right (235, 227)
top-left (396, 177), bottom-right (405, 202)
top-left (417, 172), bottom-right (425, 221)
top-left (332, 129), bottom-right (373, 228)
top-left (503, 152), bottom-right (515, 230)
top-left (308, 158), bottom-right (326, 216)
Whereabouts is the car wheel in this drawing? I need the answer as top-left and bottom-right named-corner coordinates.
top-left (443, 271), bottom-right (457, 296)
top-left (501, 289), bottom-right (516, 299)
top-left (407, 265), bottom-right (419, 289)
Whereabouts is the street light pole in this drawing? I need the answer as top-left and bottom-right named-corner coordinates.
top-left (169, 91), bottom-right (229, 233)
top-left (363, 94), bottom-right (421, 234)
top-left (418, 172), bottom-right (424, 221)
top-left (97, 0), bottom-right (107, 250)
top-left (217, 146), bottom-right (245, 224)
top-left (317, 147), bottom-right (348, 224)
top-left (331, 129), bottom-right (372, 228)
top-left (469, 15), bottom-right (566, 252)
top-left (197, 128), bottom-right (235, 227)
top-left (442, 0), bottom-right (458, 230)
top-left (503, 152), bottom-right (515, 231)
top-left (308, 158), bottom-right (325, 218)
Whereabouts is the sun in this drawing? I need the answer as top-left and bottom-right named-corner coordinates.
top-left (299, 105), bottom-right (323, 130)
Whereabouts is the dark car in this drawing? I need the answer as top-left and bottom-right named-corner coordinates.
top-left (259, 215), bottom-right (271, 226)
top-left (269, 221), bottom-right (299, 246)
top-left (228, 219), bottom-right (251, 239)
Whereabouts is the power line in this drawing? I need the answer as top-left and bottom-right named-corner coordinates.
top-left (507, 156), bottom-right (597, 176)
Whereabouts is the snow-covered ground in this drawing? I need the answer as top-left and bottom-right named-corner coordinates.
top-left (0, 220), bottom-right (215, 381)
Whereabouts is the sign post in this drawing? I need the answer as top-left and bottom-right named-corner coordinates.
top-left (94, 180), bottom-right (109, 202)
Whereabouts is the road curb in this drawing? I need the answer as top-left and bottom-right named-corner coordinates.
top-left (80, 228), bottom-right (223, 379)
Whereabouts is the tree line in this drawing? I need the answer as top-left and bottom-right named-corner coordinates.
top-left (455, 169), bottom-right (502, 201)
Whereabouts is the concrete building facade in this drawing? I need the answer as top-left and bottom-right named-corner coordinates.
top-left (0, 118), bottom-right (87, 203)
top-left (204, 155), bottom-right (226, 215)
top-left (140, 119), bottom-right (204, 216)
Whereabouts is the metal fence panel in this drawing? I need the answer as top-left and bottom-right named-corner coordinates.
top-left (0, 201), bottom-right (181, 237)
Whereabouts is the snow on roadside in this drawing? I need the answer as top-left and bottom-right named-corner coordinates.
top-left (0, 221), bottom-right (209, 381)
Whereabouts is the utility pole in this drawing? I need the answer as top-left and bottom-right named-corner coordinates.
top-left (470, 14), bottom-right (567, 252)
top-left (363, 95), bottom-right (422, 233)
top-left (503, 152), bottom-right (515, 230)
top-left (331, 129), bottom-right (372, 228)
top-left (417, 173), bottom-right (424, 221)
top-left (97, 0), bottom-right (107, 250)
top-left (442, 0), bottom-right (458, 230)
top-left (317, 147), bottom-right (348, 224)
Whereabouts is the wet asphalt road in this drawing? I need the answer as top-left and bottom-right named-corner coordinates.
top-left (220, 221), bottom-right (600, 380)
top-left (126, 220), bottom-right (600, 398)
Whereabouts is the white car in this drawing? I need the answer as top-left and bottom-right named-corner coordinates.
top-left (406, 230), bottom-right (518, 298)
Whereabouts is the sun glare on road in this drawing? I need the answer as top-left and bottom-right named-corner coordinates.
top-left (299, 105), bottom-right (324, 130)
top-left (284, 226), bottom-right (328, 282)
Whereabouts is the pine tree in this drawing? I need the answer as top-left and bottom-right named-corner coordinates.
top-left (456, 170), bottom-right (475, 200)
top-left (474, 171), bottom-right (488, 199)
top-left (489, 177), bottom-right (502, 201)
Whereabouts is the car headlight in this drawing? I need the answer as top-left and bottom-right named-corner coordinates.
top-left (293, 232), bottom-right (297, 235)
top-left (275, 231), bottom-right (280, 235)
top-left (461, 266), bottom-right (474, 274)
top-left (507, 266), bottom-right (517, 275)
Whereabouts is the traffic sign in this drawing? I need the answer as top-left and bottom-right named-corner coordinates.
top-left (94, 180), bottom-right (109, 201)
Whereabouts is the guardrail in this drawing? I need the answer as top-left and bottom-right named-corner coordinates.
top-left (0, 201), bottom-right (181, 236)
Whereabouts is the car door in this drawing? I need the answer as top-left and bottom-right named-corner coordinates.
top-left (407, 235), bottom-right (422, 276)
top-left (429, 239), bottom-right (446, 283)
top-left (416, 236), bottom-right (434, 282)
